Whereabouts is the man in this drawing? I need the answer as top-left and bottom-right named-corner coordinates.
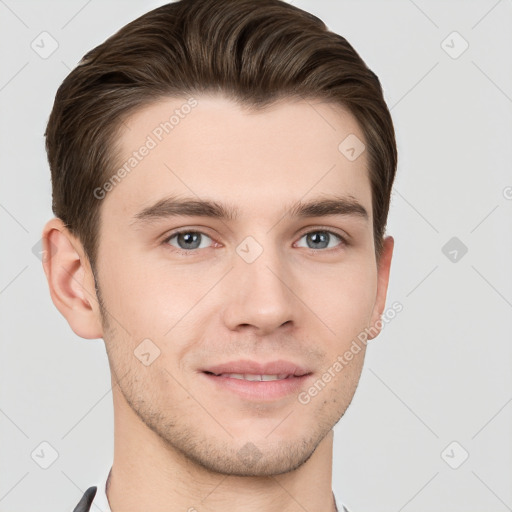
top-left (42, 0), bottom-right (397, 510)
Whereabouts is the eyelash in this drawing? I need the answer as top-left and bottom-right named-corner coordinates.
top-left (162, 228), bottom-right (349, 256)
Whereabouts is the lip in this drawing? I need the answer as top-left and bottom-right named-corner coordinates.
top-left (200, 359), bottom-right (314, 402)
top-left (201, 372), bottom-right (313, 401)
top-left (201, 359), bottom-right (311, 377)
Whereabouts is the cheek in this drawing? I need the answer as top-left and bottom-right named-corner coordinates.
top-left (98, 254), bottom-right (217, 366)
top-left (97, 250), bottom-right (177, 336)
top-left (302, 259), bottom-right (377, 338)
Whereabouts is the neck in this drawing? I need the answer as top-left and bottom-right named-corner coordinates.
top-left (106, 383), bottom-right (337, 512)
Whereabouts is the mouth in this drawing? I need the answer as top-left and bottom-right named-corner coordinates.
top-left (200, 360), bottom-right (313, 401)
top-left (203, 371), bottom-right (303, 381)
top-left (201, 359), bottom-right (311, 378)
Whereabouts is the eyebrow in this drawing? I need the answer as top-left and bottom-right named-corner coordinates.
top-left (130, 194), bottom-right (369, 227)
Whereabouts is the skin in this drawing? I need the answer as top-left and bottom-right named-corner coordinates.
top-left (42, 94), bottom-right (394, 512)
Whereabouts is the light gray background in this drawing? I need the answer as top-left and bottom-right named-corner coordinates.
top-left (1, 1), bottom-right (511, 511)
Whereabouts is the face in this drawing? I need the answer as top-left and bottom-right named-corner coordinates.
top-left (92, 94), bottom-right (391, 477)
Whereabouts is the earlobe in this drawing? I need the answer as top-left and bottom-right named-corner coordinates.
top-left (41, 218), bottom-right (104, 340)
top-left (367, 235), bottom-right (394, 340)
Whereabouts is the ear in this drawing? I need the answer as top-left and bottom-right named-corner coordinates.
top-left (41, 218), bottom-right (104, 339)
top-left (367, 235), bottom-right (394, 340)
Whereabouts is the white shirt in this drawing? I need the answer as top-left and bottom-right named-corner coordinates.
top-left (90, 466), bottom-right (348, 512)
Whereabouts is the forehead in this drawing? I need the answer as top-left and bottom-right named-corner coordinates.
top-left (104, 94), bottom-right (372, 222)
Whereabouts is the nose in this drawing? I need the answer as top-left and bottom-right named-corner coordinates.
top-left (221, 243), bottom-right (299, 336)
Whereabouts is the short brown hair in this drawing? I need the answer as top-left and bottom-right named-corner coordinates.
top-left (45, 0), bottom-right (397, 272)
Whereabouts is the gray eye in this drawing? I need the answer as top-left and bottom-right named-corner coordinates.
top-left (166, 231), bottom-right (213, 251)
top-left (296, 231), bottom-right (343, 250)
